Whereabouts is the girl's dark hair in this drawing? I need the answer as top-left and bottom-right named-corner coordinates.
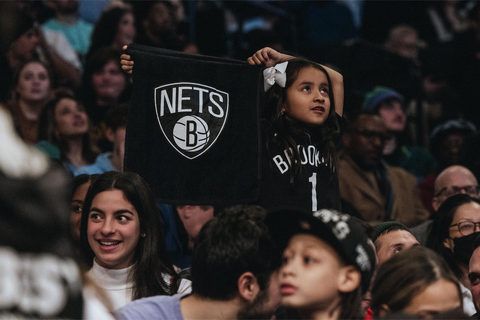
top-left (79, 171), bottom-right (179, 299)
top-left (11, 59), bottom-right (53, 101)
top-left (371, 246), bottom-right (462, 318)
top-left (38, 89), bottom-right (99, 165)
top-left (262, 58), bottom-right (339, 184)
top-left (86, 7), bottom-right (132, 61)
top-left (426, 194), bottom-right (480, 280)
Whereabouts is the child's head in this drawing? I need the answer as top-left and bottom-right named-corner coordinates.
top-left (266, 208), bottom-right (376, 319)
top-left (263, 58), bottom-right (337, 130)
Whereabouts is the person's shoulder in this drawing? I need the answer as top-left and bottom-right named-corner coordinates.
top-left (115, 294), bottom-right (183, 320)
top-left (387, 164), bottom-right (417, 183)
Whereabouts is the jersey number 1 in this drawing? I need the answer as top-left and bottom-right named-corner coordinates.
top-left (309, 173), bottom-right (317, 212)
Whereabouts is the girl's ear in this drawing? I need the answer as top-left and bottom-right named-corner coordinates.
top-left (338, 265), bottom-right (361, 293)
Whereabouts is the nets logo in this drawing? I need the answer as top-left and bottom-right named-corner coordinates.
top-left (154, 82), bottom-right (229, 159)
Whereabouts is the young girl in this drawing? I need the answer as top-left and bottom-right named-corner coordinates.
top-left (248, 47), bottom-right (344, 212)
top-left (266, 207), bottom-right (376, 320)
top-left (120, 46), bottom-right (344, 212)
top-left (80, 171), bottom-right (191, 310)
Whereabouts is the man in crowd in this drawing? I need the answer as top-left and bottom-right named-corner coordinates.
top-left (339, 111), bottom-right (428, 227)
top-left (370, 221), bottom-right (419, 264)
top-left (115, 205), bottom-right (281, 320)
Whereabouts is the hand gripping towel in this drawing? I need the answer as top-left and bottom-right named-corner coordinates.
top-left (124, 44), bottom-right (263, 205)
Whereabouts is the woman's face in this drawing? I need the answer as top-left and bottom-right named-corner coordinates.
top-left (55, 98), bottom-right (89, 138)
top-left (445, 202), bottom-right (480, 249)
top-left (114, 12), bottom-right (136, 49)
top-left (91, 60), bottom-right (127, 104)
top-left (16, 62), bottom-right (51, 103)
top-left (87, 189), bottom-right (141, 269)
top-left (401, 279), bottom-right (461, 319)
top-left (71, 181), bottom-right (90, 241)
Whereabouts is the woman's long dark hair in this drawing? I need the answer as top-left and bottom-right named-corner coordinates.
top-left (86, 7), bottom-right (132, 61)
top-left (79, 171), bottom-right (179, 299)
top-left (426, 194), bottom-right (480, 281)
top-left (38, 89), bottom-right (99, 166)
top-left (262, 58), bottom-right (340, 184)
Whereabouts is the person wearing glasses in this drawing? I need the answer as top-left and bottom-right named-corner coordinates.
top-left (411, 165), bottom-right (479, 245)
top-left (362, 86), bottom-right (436, 183)
top-left (426, 194), bottom-right (480, 316)
top-left (338, 111), bottom-right (429, 227)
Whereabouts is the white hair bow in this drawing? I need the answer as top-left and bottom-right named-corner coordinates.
top-left (263, 61), bottom-right (288, 92)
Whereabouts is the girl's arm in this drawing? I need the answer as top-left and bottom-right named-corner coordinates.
top-left (247, 47), bottom-right (344, 117)
top-left (120, 45), bottom-right (134, 74)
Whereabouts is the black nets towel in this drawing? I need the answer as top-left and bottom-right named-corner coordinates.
top-left (124, 43), bottom-right (262, 205)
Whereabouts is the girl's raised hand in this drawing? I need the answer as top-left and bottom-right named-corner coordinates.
top-left (120, 45), bottom-right (134, 74)
top-left (247, 47), bottom-right (293, 68)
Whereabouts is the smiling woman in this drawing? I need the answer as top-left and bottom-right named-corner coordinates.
top-left (80, 171), bottom-right (191, 310)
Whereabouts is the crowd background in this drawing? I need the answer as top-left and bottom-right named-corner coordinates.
top-left (2, 0), bottom-right (480, 319)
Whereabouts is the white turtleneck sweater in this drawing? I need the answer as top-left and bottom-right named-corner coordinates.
top-left (86, 259), bottom-right (192, 311)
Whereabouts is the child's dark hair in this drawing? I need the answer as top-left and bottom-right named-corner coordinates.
top-left (262, 58), bottom-right (339, 184)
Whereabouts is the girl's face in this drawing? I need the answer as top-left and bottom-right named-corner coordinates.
top-left (54, 98), bottom-right (89, 138)
top-left (445, 202), bottom-right (480, 250)
top-left (282, 67), bottom-right (331, 127)
top-left (401, 279), bottom-right (461, 319)
top-left (87, 189), bottom-right (141, 269)
top-left (91, 60), bottom-right (127, 103)
top-left (114, 12), bottom-right (136, 49)
top-left (16, 62), bottom-right (51, 103)
top-left (279, 234), bottom-right (344, 311)
top-left (71, 181), bottom-right (90, 241)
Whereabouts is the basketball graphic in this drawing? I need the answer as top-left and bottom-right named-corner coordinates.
top-left (173, 115), bottom-right (210, 152)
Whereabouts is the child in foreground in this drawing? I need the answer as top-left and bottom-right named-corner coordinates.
top-left (265, 207), bottom-right (376, 320)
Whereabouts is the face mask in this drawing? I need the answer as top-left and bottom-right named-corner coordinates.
top-left (453, 232), bottom-right (480, 265)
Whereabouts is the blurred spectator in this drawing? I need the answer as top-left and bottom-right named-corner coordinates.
top-left (70, 174), bottom-right (99, 244)
top-left (371, 246), bottom-right (462, 319)
top-left (285, 0), bottom-right (357, 61)
top-left (419, 119), bottom-right (477, 213)
top-left (78, 0), bottom-right (110, 24)
top-left (413, 165), bottom-right (479, 245)
top-left (0, 106), bottom-right (84, 318)
top-left (82, 47), bottom-right (131, 128)
top-left (43, 0), bottom-right (93, 62)
top-left (450, 3), bottom-right (480, 128)
top-left (74, 103), bottom-right (128, 175)
top-left (420, 0), bottom-right (470, 45)
top-left (86, 5), bottom-right (136, 61)
top-left (384, 24), bottom-right (424, 64)
top-left (363, 86), bottom-right (436, 182)
top-left (37, 89), bottom-right (100, 173)
top-left (426, 194), bottom-right (480, 316)
top-left (339, 111), bottom-right (429, 227)
top-left (468, 236), bottom-right (480, 315)
top-left (134, 1), bottom-right (195, 52)
top-left (371, 221), bottom-right (419, 264)
top-left (0, 60), bottom-right (54, 144)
